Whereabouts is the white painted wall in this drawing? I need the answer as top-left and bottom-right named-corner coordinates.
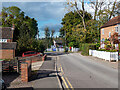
top-left (118, 24), bottom-right (120, 41)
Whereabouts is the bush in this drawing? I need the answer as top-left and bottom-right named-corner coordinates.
top-left (97, 49), bottom-right (117, 52)
top-left (97, 49), bottom-right (106, 51)
top-left (79, 43), bottom-right (98, 55)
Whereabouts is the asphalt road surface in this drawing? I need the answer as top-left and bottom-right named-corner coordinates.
top-left (57, 53), bottom-right (118, 88)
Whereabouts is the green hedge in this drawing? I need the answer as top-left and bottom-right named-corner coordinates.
top-left (79, 43), bottom-right (98, 55)
top-left (97, 49), bottom-right (117, 52)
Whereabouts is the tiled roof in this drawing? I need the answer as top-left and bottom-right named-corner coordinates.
top-left (0, 42), bottom-right (17, 49)
top-left (0, 27), bottom-right (13, 39)
top-left (55, 40), bottom-right (63, 44)
top-left (101, 16), bottom-right (120, 28)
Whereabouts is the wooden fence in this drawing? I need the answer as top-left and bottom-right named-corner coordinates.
top-left (89, 49), bottom-right (118, 61)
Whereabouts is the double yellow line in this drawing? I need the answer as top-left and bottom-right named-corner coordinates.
top-left (59, 67), bottom-right (74, 90)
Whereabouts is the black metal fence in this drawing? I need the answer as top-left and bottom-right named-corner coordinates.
top-left (2, 58), bottom-right (25, 73)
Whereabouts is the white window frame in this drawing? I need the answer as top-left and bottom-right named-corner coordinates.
top-left (115, 27), bottom-right (118, 32)
top-left (102, 29), bottom-right (104, 35)
top-left (109, 32), bottom-right (111, 38)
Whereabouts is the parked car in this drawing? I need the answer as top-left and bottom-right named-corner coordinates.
top-left (0, 79), bottom-right (6, 90)
top-left (22, 51), bottom-right (43, 57)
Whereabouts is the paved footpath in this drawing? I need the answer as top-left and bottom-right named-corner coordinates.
top-left (33, 56), bottom-right (60, 89)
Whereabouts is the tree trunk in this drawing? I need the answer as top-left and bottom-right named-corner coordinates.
top-left (109, 0), bottom-right (116, 20)
top-left (94, 0), bottom-right (98, 20)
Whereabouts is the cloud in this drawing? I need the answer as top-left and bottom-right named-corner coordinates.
top-left (40, 23), bottom-right (62, 32)
top-left (2, 2), bottom-right (67, 21)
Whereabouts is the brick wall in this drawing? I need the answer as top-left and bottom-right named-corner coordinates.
top-left (101, 25), bottom-right (118, 41)
top-left (21, 59), bottom-right (32, 82)
top-left (21, 62), bottom-right (28, 82)
top-left (0, 49), bottom-right (15, 59)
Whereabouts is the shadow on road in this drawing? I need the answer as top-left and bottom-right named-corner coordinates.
top-left (29, 70), bottom-right (60, 82)
top-left (7, 87), bottom-right (33, 90)
top-left (2, 72), bottom-right (20, 87)
top-left (45, 57), bottom-right (52, 61)
top-left (45, 52), bottom-right (70, 56)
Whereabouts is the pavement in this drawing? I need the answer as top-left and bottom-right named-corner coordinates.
top-left (57, 53), bottom-right (118, 88)
top-left (3, 52), bottom-right (119, 89)
top-left (33, 56), bottom-right (60, 89)
top-left (32, 61), bottom-right (44, 71)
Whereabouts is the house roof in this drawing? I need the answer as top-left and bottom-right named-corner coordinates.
top-left (0, 42), bottom-right (17, 49)
top-left (101, 16), bottom-right (120, 28)
top-left (0, 27), bottom-right (13, 39)
top-left (54, 40), bottom-right (63, 44)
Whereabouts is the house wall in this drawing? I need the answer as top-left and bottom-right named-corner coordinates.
top-left (100, 25), bottom-right (118, 41)
top-left (118, 24), bottom-right (120, 42)
top-left (0, 49), bottom-right (15, 59)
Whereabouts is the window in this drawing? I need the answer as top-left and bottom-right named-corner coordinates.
top-left (102, 38), bottom-right (105, 42)
top-left (109, 32), bottom-right (111, 38)
top-left (102, 29), bottom-right (104, 35)
top-left (115, 27), bottom-right (118, 32)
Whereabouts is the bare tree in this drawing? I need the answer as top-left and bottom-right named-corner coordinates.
top-left (67, 0), bottom-right (86, 29)
top-left (51, 29), bottom-right (55, 38)
top-left (108, 0), bottom-right (117, 20)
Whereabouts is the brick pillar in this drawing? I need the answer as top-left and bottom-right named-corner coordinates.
top-left (42, 54), bottom-right (47, 61)
top-left (42, 56), bottom-right (44, 61)
top-left (25, 59), bottom-right (31, 78)
top-left (21, 62), bottom-right (28, 82)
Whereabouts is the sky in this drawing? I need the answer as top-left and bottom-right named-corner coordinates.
top-left (1, 0), bottom-right (114, 38)
top-left (2, 2), bottom-right (67, 38)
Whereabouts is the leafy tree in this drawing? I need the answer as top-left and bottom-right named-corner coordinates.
top-left (60, 10), bottom-right (92, 46)
top-left (50, 29), bottom-right (55, 45)
top-left (1, 6), bottom-right (45, 55)
top-left (44, 27), bottom-right (50, 48)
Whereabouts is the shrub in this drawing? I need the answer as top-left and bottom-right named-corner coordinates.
top-left (97, 49), bottom-right (106, 51)
top-left (79, 43), bottom-right (98, 55)
top-left (97, 49), bottom-right (117, 52)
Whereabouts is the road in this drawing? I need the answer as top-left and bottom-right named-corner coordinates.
top-left (56, 53), bottom-right (118, 88)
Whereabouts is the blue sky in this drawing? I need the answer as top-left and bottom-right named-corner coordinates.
top-left (2, 2), bottom-right (67, 38)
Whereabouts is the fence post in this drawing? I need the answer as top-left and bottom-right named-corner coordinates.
top-left (17, 57), bottom-right (19, 73)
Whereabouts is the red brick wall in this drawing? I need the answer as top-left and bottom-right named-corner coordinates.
top-left (21, 62), bottom-right (28, 82)
top-left (101, 25), bottom-right (118, 41)
top-left (21, 60), bottom-right (32, 82)
top-left (0, 49), bottom-right (15, 59)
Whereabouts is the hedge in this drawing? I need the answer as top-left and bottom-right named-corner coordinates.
top-left (79, 43), bottom-right (98, 55)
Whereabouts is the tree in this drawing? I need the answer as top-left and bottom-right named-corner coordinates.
top-left (66, 0), bottom-right (86, 29)
top-left (44, 27), bottom-right (50, 48)
top-left (50, 29), bottom-right (55, 45)
top-left (1, 6), bottom-right (43, 55)
top-left (51, 29), bottom-right (55, 38)
top-left (60, 10), bottom-right (92, 45)
top-left (44, 27), bottom-right (50, 39)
